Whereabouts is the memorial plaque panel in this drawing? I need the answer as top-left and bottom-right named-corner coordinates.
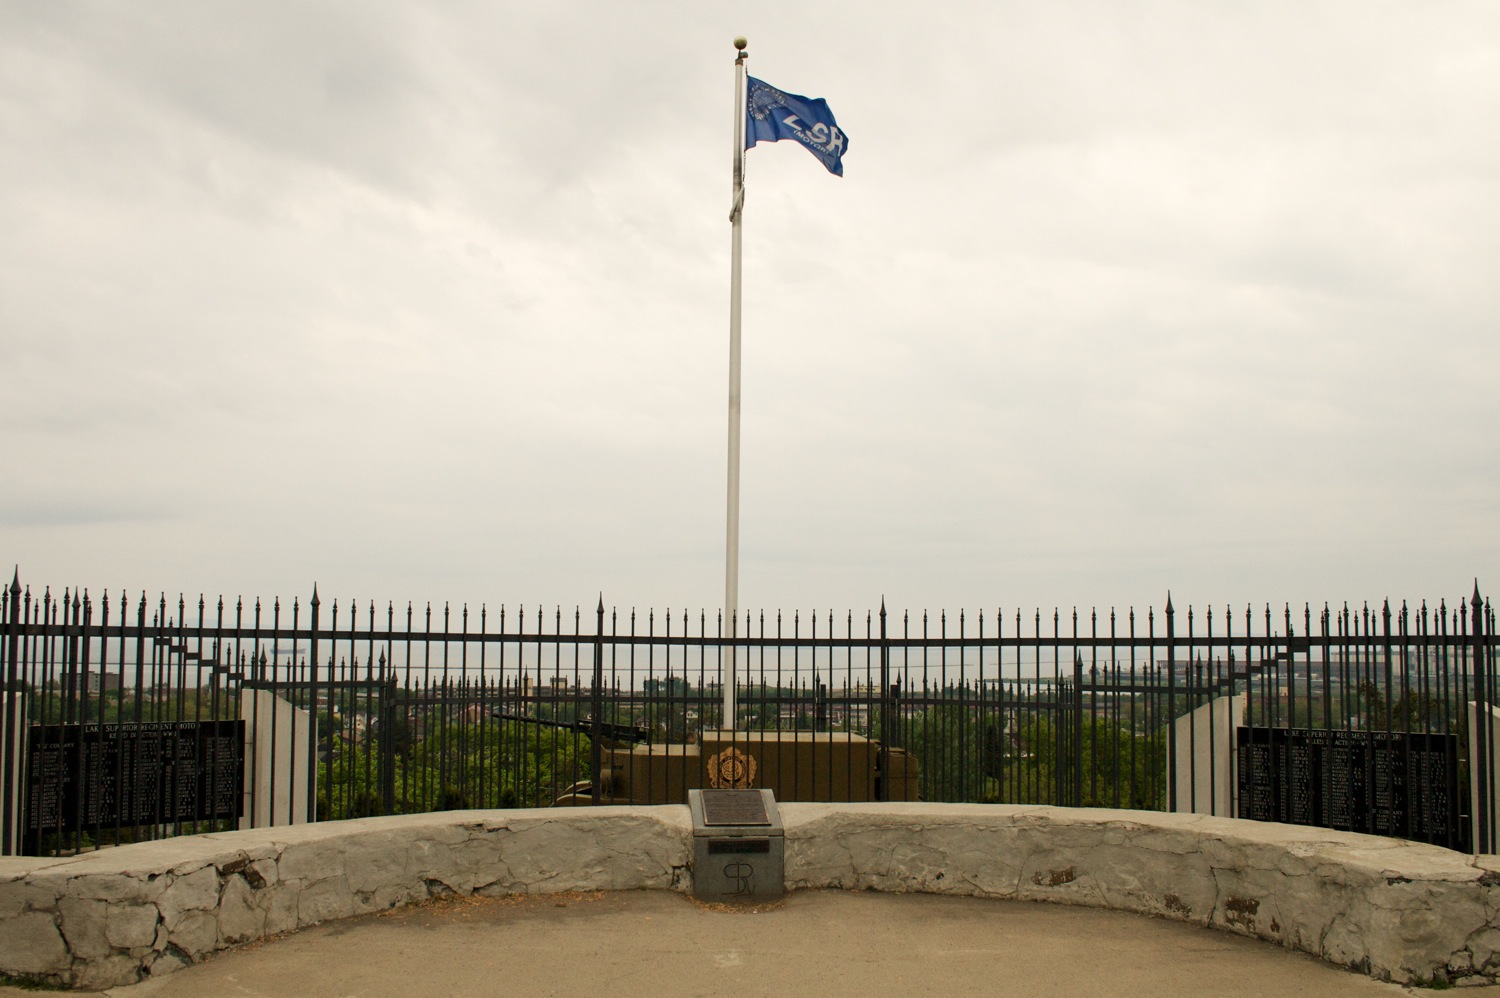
top-left (24, 721), bottom-right (244, 848)
top-left (1236, 726), bottom-right (1461, 851)
top-left (701, 789), bottom-right (771, 826)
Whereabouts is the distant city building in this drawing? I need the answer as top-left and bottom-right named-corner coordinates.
top-left (85, 672), bottom-right (123, 693)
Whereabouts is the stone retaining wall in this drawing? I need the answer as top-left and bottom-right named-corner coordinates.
top-left (4, 804), bottom-right (1500, 989)
top-left (784, 804), bottom-right (1500, 985)
top-left (0, 808), bottom-right (693, 990)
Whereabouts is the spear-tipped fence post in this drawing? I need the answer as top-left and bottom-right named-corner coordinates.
top-left (1165, 593), bottom-right (1177, 812)
top-left (591, 596), bottom-right (605, 806)
top-left (379, 652), bottom-right (396, 815)
top-left (1073, 652), bottom-right (1085, 807)
top-left (1473, 581), bottom-right (1491, 854)
top-left (2, 569), bottom-right (20, 855)
top-left (879, 599), bottom-right (890, 802)
top-left (308, 585), bottom-right (321, 823)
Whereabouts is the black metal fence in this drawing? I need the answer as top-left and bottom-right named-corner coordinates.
top-left (1, 573), bottom-right (1494, 857)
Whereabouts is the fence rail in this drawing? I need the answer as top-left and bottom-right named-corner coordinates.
top-left (2, 574), bottom-right (1495, 856)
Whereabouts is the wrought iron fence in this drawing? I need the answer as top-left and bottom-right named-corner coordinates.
top-left (1, 573), bottom-right (1494, 857)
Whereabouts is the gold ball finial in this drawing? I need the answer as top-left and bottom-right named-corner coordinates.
top-left (733, 36), bottom-right (748, 51)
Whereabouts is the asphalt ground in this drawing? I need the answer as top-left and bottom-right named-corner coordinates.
top-left (6, 890), bottom-right (1493, 998)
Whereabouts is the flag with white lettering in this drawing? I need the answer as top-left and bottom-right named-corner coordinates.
top-left (745, 77), bottom-right (848, 177)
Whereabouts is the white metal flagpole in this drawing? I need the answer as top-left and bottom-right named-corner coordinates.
top-left (724, 36), bottom-right (748, 731)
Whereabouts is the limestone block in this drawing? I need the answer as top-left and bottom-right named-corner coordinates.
top-left (73, 953), bottom-right (142, 991)
top-left (156, 866), bottom-right (220, 930)
top-left (1230, 880), bottom-right (1297, 943)
top-left (843, 827), bottom-right (943, 884)
top-left (1014, 858), bottom-right (1106, 907)
top-left (1321, 912), bottom-right (1372, 969)
top-left (2, 882), bottom-right (63, 917)
top-left (1365, 891), bottom-right (1483, 981)
top-left (489, 816), bottom-right (687, 888)
top-left (217, 875), bottom-right (266, 945)
top-left (1208, 861), bottom-right (1297, 934)
top-left (381, 882), bottom-right (429, 912)
top-left (406, 837), bottom-right (470, 889)
top-left (168, 844), bottom-right (271, 877)
top-left (0, 879), bottom-right (28, 918)
top-left (1466, 926), bottom-right (1500, 970)
top-left (591, 812), bottom-right (693, 887)
top-left (1115, 843), bottom-right (1203, 895)
top-left (297, 875), bottom-right (355, 927)
top-left (59, 871), bottom-right (165, 904)
top-left (495, 825), bottom-right (588, 890)
top-left (0, 910), bottom-right (69, 975)
top-left (1091, 839), bottom-right (1214, 919)
top-left (248, 858), bottom-right (279, 888)
top-left (58, 897), bottom-right (111, 960)
top-left (200, 827), bottom-right (285, 858)
top-left (145, 947), bottom-right (190, 977)
top-left (169, 908), bottom-right (219, 959)
top-left (368, 819), bottom-right (468, 881)
top-left (106, 900), bottom-right (160, 948)
top-left (891, 824), bottom-right (1018, 895)
top-left (276, 839), bottom-right (347, 884)
top-left (344, 834), bottom-right (412, 894)
top-left (362, 880), bottom-right (424, 913)
top-left (86, 838), bottom-right (211, 874)
top-left (449, 835), bottom-right (512, 890)
top-left (263, 883), bottom-right (300, 936)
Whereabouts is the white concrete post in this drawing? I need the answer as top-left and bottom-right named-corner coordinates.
top-left (1469, 701), bottom-right (1500, 855)
top-left (1171, 693), bottom-right (1246, 817)
top-left (1, 690), bottom-right (19, 854)
top-left (240, 689), bottom-right (315, 829)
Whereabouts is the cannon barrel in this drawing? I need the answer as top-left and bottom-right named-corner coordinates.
top-left (489, 708), bottom-right (652, 746)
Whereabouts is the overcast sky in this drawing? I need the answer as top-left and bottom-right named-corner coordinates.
top-left (2, 1), bottom-right (1496, 624)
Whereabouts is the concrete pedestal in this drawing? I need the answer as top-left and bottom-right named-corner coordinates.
top-left (688, 788), bottom-right (783, 903)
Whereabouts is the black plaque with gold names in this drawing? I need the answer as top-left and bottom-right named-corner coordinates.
top-left (25, 720), bottom-right (244, 847)
top-left (1235, 726), bottom-right (1460, 850)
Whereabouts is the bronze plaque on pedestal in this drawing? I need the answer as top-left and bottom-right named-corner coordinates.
top-left (700, 789), bottom-right (771, 826)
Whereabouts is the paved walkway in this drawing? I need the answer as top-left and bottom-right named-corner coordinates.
top-left (5, 890), bottom-right (1489, 997)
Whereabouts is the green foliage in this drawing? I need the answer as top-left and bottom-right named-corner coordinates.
top-left (1068, 715), bottom-right (1167, 809)
top-left (891, 706), bottom-right (1165, 809)
top-left (0, 972), bottom-right (68, 991)
top-left (901, 705), bottom-right (985, 802)
top-left (641, 677), bottom-right (694, 742)
top-left (26, 687), bottom-right (237, 725)
top-left (1407, 974), bottom-right (1454, 990)
top-left (1354, 681), bottom-right (1453, 733)
top-left (1242, 681), bottom-right (1459, 734)
top-left (317, 719), bottom-right (588, 820)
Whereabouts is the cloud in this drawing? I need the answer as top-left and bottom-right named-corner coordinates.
top-left (0, 0), bottom-right (1495, 616)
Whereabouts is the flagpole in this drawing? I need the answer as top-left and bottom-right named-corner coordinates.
top-left (724, 36), bottom-right (747, 731)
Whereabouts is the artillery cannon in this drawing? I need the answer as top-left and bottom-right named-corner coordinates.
top-left (489, 711), bottom-right (652, 746)
top-left (493, 709), bottom-right (919, 805)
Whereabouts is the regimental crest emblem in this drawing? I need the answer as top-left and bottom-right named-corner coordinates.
top-left (747, 80), bottom-right (789, 122)
top-left (707, 746), bottom-right (758, 789)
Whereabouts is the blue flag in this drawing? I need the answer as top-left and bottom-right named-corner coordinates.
top-left (745, 77), bottom-right (848, 177)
